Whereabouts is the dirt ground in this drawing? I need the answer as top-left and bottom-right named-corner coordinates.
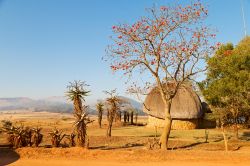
top-left (1, 147), bottom-right (250, 166)
top-left (0, 111), bottom-right (250, 166)
top-left (6, 159), bottom-right (250, 166)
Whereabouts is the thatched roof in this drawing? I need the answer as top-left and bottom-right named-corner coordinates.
top-left (143, 83), bottom-right (203, 120)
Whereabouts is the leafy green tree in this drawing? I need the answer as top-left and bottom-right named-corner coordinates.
top-left (199, 37), bottom-right (250, 139)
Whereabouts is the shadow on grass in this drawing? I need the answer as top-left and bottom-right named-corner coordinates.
top-left (170, 141), bottom-right (206, 150)
top-left (213, 138), bottom-right (224, 142)
top-left (0, 145), bottom-right (20, 166)
top-left (141, 134), bottom-right (161, 137)
top-left (241, 132), bottom-right (250, 140)
top-left (89, 143), bottom-right (144, 150)
top-left (212, 135), bottom-right (232, 142)
top-left (140, 135), bottom-right (176, 138)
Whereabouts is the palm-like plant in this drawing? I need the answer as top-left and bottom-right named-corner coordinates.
top-left (1, 120), bottom-right (12, 130)
top-left (74, 110), bottom-right (93, 146)
top-left (104, 89), bottom-right (122, 137)
top-left (31, 127), bottom-right (43, 147)
top-left (10, 126), bottom-right (31, 148)
top-left (12, 127), bottom-right (25, 148)
top-left (1, 120), bottom-right (13, 142)
top-left (1, 121), bottom-right (32, 148)
top-left (96, 102), bottom-right (104, 128)
top-left (49, 128), bottom-right (66, 147)
top-left (66, 80), bottom-right (92, 147)
top-left (66, 80), bottom-right (90, 114)
top-left (67, 133), bottom-right (76, 147)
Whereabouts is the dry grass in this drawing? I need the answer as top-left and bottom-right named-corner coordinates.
top-left (0, 112), bottom-right (250, 151)
top-left (0, 111), bottom-right (250, 166)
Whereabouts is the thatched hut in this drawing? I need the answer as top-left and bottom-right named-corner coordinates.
top-left (143, 83), bottom-right (203, 130)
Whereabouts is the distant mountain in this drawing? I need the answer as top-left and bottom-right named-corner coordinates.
top-left (118, 96), bottom-right (143, 110)
top-left (42, 96), bottom-right (70, 104)
top-left (0, 97), bottom-right (71, 112)
top-left (0, 96), bottom-right (144, 115)
top-left (0, 97), bottom-right (34, 110)
top-left (88, 96), bottom-right (144, 115)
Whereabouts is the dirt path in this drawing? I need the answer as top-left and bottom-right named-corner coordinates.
top-left (8, 159), bottom-right (250, 166)
top-left (1, 147), bottom-right (250, 166)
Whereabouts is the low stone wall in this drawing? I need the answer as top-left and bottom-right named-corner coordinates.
top-left (198, 119), bottom-right (216, 129)
top-left (146, 116), bottom-right (198, 130)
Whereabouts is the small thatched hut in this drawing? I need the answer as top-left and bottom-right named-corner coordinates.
top-left (143, 83), bottom-right (203, 130)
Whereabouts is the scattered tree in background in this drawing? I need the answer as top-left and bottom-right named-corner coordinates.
top-left (135, 111), bottom-right (138, 124)
top-left (104, 89), bottom-right (122, 137)
top-left (96, 102), bottom-right (104, 128)
top-left (124, 111), bottom-right (128, 123)
top-left (66, 80), bottom-right (93, 147)
top-left (199, 37), bottom-right (250, 141)
top-left (114, 110), bottom-right (122, 123)
top-left (105, 1), bottom-right (217, 150)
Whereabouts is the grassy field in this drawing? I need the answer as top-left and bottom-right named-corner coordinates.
top-left (0, 111), bottom-right (250, 166)
top-left (0, 111), bottom-right (249, 149)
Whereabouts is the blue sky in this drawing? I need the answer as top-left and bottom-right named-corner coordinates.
top-left (0, 0), bottom-right (249, 102)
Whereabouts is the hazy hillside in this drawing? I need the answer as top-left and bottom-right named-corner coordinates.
top-left (0, 96), bottom-right (144, 115)
top-left (0, 97), bottom-right (72, 113)
top-left (0, 97), bottom-right (34, 110)
top-left (43, 96), bottom-right (71, 104)
top-left (88, 96), bottom-right (144, 115)
top-left (118, 96), bottom-right (142, 110)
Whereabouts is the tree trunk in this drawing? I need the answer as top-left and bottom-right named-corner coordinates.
top-left (107, 123), bottom-right (112, 137)
top-left (107, 109), bottom-right (114, 137)
top-left (127, 112), bottom-right (130, 122)
top-left (159, 101), bottom-right (172, 150)
top-left (135, 113), bottom-right (138, 124)
top-left (77, 129), bottom-right (86, 147)
top-left (234, 123), bottom-right (239, 140)
top-left (107, 111), bottom-right (109, 120)
top-left (221, 125), bottom-right (228, 152)
top-left (119, 111), bottom-right (122, 121)
top-left (115, 111), bottom-right (121, 122)
top-left (130, 111), bottom-right (134, 125)
top-left (123, 111), bottom-right (127, 123)
top-left (216, 119), bottom-right (221, 128)
top-left (232, 109), bottom-right (239, 140)
top-left (98, 112), bottom-right (102, 128)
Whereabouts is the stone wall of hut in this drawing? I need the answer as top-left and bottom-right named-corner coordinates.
top-left (147, 116), bottom-right (198, 130)
top-left (147, 116), bottom-right (216, 129)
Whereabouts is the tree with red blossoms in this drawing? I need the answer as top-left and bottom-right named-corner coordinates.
top-left (105, 2), bottom-right (218, 150)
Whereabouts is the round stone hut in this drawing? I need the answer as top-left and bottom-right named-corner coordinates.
top-left (143, 83), bottom-right (203, 130)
